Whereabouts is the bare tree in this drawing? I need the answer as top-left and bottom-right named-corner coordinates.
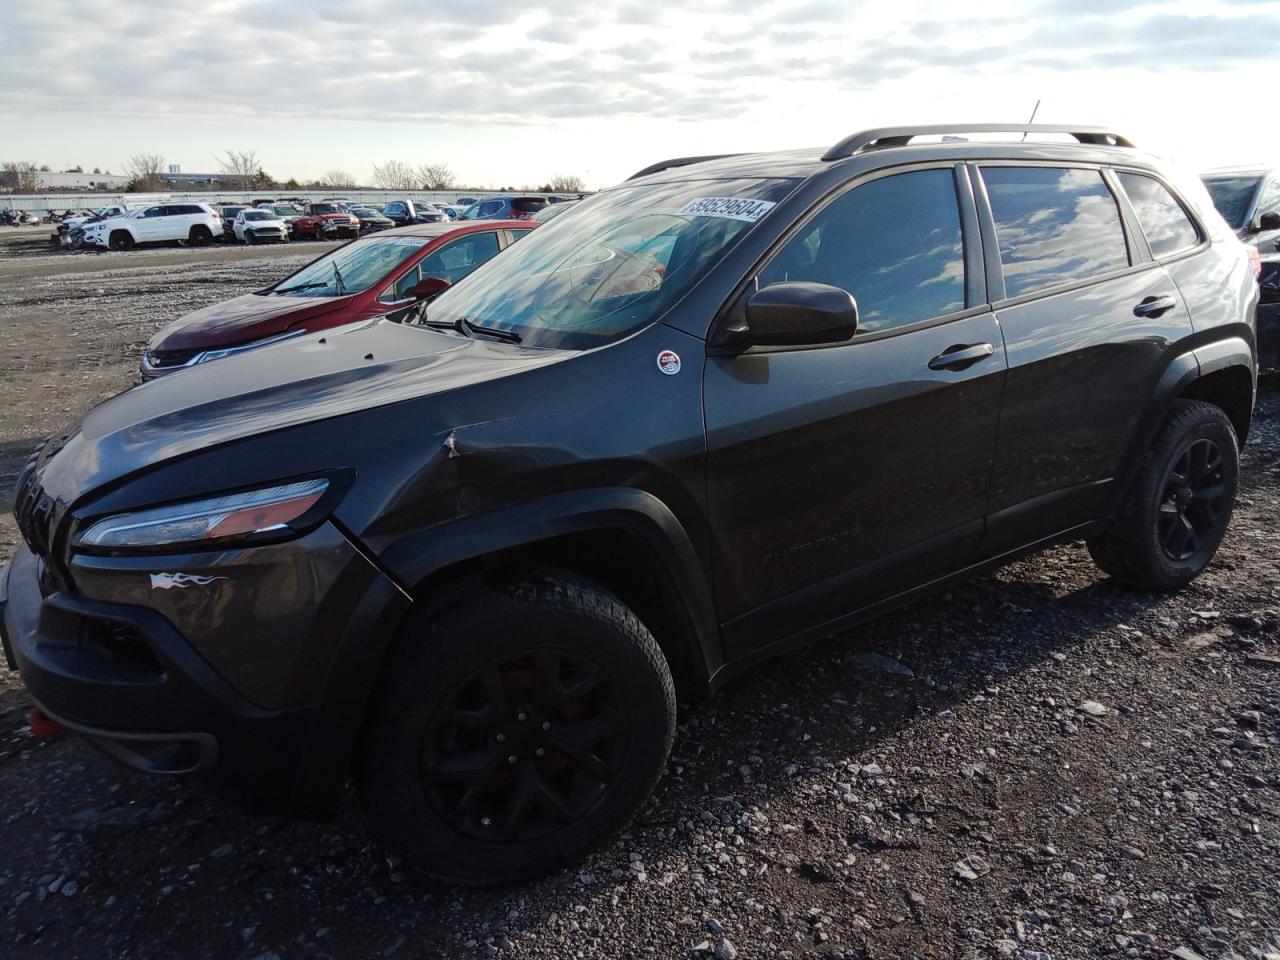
top-left (217, 149), bottom-right (261, 188)
top-left (416, 163), bottom-right (455, 190)
top-left (124, 153), bottom-right (166, 191)
top-left (371, 160), bottom-right (416, 191)
top-left (321, 169), bottom-right (356, 189)
top-left (0, 161), bottom-right (40, 193)
top-left (549, 174), bottom-right (586, 193)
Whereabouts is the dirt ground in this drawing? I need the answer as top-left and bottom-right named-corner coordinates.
top-left (0, 233), bottom-right (1277, 960)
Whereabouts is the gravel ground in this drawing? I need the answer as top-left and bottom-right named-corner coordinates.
top-left (0, 235), bottom-right (1277, 960)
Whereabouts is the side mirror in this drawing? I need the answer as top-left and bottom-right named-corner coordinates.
top-left (727, 281), bottom-right (858, 348)
top-left (1259, 211), bottom-right (1280, 232)
top-left (409, 276), bottom-right (451, 301)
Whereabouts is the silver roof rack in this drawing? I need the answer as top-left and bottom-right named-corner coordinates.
top-left (627, 154), bottom-right (745, 181)
top-left (821, 124), bottom-right (1135, 162)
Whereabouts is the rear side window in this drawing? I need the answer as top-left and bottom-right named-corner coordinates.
top-left (982, 166), bottom-right (1129, 298)
top-left (1116, 173), bottom-right (1199, 257)
top-left (758, 168), bottom-right (966, 334)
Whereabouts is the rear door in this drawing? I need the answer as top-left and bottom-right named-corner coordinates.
top-left (703, 165), bottom-right (1006, 658)
top-left (974, 163), bottom-right (1195, 555)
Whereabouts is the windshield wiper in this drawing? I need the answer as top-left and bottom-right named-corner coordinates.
top-left (418, 316), bottom-right (522, 344)
top-left (274, 281), bottom-right (329, 294)
top-left (333, 262), bottom-right (347, 296)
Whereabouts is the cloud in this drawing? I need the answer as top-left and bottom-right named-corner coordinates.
top-left (0, 0), bottom-right (1275, 133)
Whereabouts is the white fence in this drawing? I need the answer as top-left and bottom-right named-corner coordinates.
top-left (0, 189), bottom-right (570, 212)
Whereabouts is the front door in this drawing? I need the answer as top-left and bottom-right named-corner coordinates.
top-left (704, 166), bottom-right (1006, 659)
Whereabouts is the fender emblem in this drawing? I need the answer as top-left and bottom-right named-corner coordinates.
top-left (657, 350), bottom-right (681, 375)
top-left (150, 573), bottom-right (229, 590)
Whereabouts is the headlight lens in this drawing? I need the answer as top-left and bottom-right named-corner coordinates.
top-left (76, 479), bottom-right (329, 550)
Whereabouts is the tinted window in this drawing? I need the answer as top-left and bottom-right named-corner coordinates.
top-left (143, 207), bottom-right (163, 218)
top-left (758, 168), bottom-right (966, 333)
top-left (1116, 173), bottom-right (1198, 258)
top-left (982, 166), bottom-right (1129, 298)
top-left (1202, 176), bottom-right (1262, 229)
top-left (386, 203), bottom-right (405, 215)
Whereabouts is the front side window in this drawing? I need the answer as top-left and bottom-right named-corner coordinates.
top-left (1258, 178), bottom-right (1280, 218)
top-left (143, 207), bottom-right (162, 218)
top-left (423, 177), bottom-right (797, 349)
top-left (1116, 172), bottom-right (1199, 258)
top-left (271, 235), bottom-right (432, 297)
top-left (758, 168), bottom-right (966, 333)
top-left (982, 166), bottom-right (1129, 298)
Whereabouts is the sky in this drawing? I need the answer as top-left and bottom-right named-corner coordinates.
top-left (1, 0), bottom-right (1275, 190)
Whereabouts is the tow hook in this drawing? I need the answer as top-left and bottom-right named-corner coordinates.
top-left (28, 709), bottom-right (65, 738)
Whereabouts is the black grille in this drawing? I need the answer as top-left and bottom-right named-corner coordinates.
top-left (14, 456), bottom-right (55, 559)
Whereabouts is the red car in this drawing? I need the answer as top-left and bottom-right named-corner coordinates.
top-left (141, 221), bottom-right (535, 378)
top-left (291, 201), bottom-right (361, 241)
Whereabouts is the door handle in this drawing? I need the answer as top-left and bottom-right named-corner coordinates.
top-left (1133, 294), bottom-right (1178, 318)
top-left (928, 342), bottom-right (994, 371)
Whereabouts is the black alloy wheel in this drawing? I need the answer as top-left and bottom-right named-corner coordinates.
top-left (356, 573), bottom-right (676, 885)
top-left (1088, 399), bottom-right (1238, 590)
top-left (420, 649), bottom-right (626, 843)
top-left (1157, 437), bottom-right (1228, 562)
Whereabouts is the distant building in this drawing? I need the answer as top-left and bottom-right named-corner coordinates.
top-left (158, 164), bottom-right (221, 188)
top-left (34, 171), bottom-right (131, 190)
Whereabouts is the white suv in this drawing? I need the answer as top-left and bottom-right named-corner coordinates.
top-left (81, 203), bottom-right (222, 251)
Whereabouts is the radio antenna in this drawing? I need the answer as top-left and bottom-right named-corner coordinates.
top-left (1021, 100), bottom-right (1041, 141)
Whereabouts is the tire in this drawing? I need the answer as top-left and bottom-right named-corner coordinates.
top-left (189, 225), bottom-right (212, 246)
top-left (313, 226), bottom-right (325, 241)
top-left (246, 231), bottom-right (257, 245)
top-left (356, 571), bottom-right (676, 885)
top-left (1087, 399), bottom-right (1239, 590)
top-left (108, 230), bottom-right (134, 251)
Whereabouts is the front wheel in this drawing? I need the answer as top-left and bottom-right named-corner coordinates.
top-left (1088, 400), bottom-right (1239, 590)
top-left (108, 230), bottom-right (134, 251)
top-left (356, 573), bottom-right (676, 885)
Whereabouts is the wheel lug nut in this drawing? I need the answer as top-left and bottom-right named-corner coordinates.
top-left (507, 755), bottom-right (518, 764)
top-left (541, 721), bottom-right (551, 731)
top-left (495, 733), bottom-right (507, 743)
top-left (517, 712), bottom-right (528, 722)
top-left (536, 747), bottom-right (545, 757)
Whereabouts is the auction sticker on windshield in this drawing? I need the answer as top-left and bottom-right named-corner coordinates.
top-left (676, 197), bottom-right (777, 223)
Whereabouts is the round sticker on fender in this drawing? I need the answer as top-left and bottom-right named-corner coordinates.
top-left (656, 350), bottom-right (681, 375)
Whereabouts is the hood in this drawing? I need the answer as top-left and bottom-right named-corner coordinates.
top-left (149, 291), bottom-right (357, 352)
top-left (40, 319), bottom-right (570, 504)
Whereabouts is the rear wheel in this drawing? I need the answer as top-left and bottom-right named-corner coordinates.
top-left (189, 225), bottom-right (212, 246)
top-left (108, 230), bottom-right (134, 251)
top-left (1088, 400), bottom-right (1238, 590)
top-left (313, 225), bottom-right (325, 241)
top-left (356, 572), bottom-right (676, 885)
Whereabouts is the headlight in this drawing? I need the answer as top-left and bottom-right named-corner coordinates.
top-left (76, 479), bottom-right (329, 551)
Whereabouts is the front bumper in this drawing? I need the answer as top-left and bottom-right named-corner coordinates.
top-left (1, 526), bottom-right (410, 814)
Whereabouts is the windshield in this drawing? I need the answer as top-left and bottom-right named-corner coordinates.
top-left (310, 203), bottom-right (344, 214)
top-left (421, 177), bottom-right (795, 349)
top-left (1203, 176), bottom-right (1262, 229)
top-left (244, 211), bottom-right (273, 221)
top-left (273, 205), bottom-right (302, 216)
top-left (272, 235), bottom-right (432, 297)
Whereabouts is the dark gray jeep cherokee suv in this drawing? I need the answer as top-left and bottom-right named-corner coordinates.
top-left (1, 124), bottom-right (1259, 884)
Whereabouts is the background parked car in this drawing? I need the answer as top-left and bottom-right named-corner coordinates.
top-left (80, 203), bottom-right (222, 251)
top-left (141, 219), bottom-right (536, 377)
top-left (214, 204), bottom-right (249, 240)
top-left (382, 200), bottom-right (447, 226)
top-left (234, 208), bottom-right (290, 244)
top-left (1202, 165), bottom-right (1280, 367)
top-left (269, 203), bottom-right (306, 236)
top-left (460, 195), bottom-right (549, 220)
top-left (354, 207), bottom-right (395, 232)
top-left (291, 202), bottom-right (360, 241)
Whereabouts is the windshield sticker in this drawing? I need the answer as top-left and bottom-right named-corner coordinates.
top-left (675, 197), bottom-right (776, 223)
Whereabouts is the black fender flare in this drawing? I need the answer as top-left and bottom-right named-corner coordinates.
top-left (377, 486), bottom-right (722, 682)
top-left (1109, 336), bottom-right (1255, 512)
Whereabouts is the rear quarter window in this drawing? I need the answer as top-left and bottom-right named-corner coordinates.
top-left (1115, 172), bottom-right (1199, 258)
top-left (981, 166), bottom-right (1129, 298)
